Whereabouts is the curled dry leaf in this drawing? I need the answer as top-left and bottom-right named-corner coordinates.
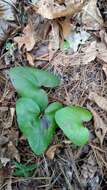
top-left (88, 105), bottom-right (107, 146)
top-left (103, 64), bottom-right (107, 77)
top-left (37, 0), bottom-right (85, 19)
top-left (82, 0), bottom-right (103, 30)
top-left (89, 92), bottom-right (107, 112)
top-left (14, 21), bottom-right (35, 51)
top-left (46, 144), bottom-right (63, 160)
top-left (26, 52), bottom-right (34, 66)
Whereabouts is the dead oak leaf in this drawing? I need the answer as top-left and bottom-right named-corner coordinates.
top-left (46, 144), bottom-right (63, 160)
top-left (14, 22), bottom-right (35, 51)
top-left (88, 105), bottom-right (107, 146)
top-left (82, 0), bottom-right (103, 30)
top-left (89, 92), bottom-right (107, 112)
top-left (37, 0), bottom-right (85, 19)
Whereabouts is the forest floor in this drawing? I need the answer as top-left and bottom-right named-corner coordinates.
top-left (0, 0), bottom-right (107, 189)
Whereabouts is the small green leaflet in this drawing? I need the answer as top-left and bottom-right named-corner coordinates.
top-left (9, 66), bottom-right (60, 111)
top-left (63, 40), bottom-right (70, 50)
top-left (16, 98), bottom-right (62, 155)
top-left (13, 161), bottom-right (37, 177)
top-left (55, 106), bottom-right (92, 146)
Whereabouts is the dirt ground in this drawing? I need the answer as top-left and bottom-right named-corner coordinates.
top-left (0, 0), bottom-right (107, 189)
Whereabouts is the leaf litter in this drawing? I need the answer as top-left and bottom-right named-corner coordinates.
top-left (0, 0), bottom-right (107, 189)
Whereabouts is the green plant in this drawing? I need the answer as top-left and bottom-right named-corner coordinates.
top-left (13, 161), bottom-right (37, 177)
top-left (9, 66), bottom-right (92, 155)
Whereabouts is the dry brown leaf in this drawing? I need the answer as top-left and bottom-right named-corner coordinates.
top-left (49, 21), bottom-right (60, 60)
top-left (88, 105), bottom-right (107, 146)
top-left (51, 41), bottom-right (97, 67)
top-left (97, 42), bottom-right (107, 63)
top-left (103, 64), bottom-right (107, 77)
top-left (46, 144), bottom-right (63, 160)
top-left (26, 52), bottom-right (34, 66)
top-left (82, 0), bottom-right (103, 30)
top-left (8, 141), bottom-right (20, 162)
top-left (99, 29), bottom-right (107, 45)
top-left (82, 41), bottom-right (97, 63)
top-left (60, 18), bottom-right (72, 38)
top-left (89, 92), bottom-right (107, 112)
top-left (37, 0), bottom-right (85, 19)
top-left (14, 21), bottom-right (35, 51)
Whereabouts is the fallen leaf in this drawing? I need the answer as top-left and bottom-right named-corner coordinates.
top-left (8, 141), bottom-right (20, 162)
top-left (60, 18), bottom-right (72, 39)
top-left (103, 64), bottom-right (107, 76)
top-left (97, 42), bottom-right (107, 63)
top-left (99, 29), bottom-right (107, 45)
top-left (66, 30), bottom-right (90, 52)
top-left (89, 92), bottom-right (107, 112)
top-left (37, 0), bottom-right (85, 19)
top-left (14, 21), bottom-right (35, 51)
top-left (0, 19), bottom-right (10, 45)
top-left (82, 0), bottom-right (103, 30)
top-left (49, 21), bottom-right (60, 60)
top-left (26, 52), bottom-right (34, 66)
top-left (51, 41), bottom-right (97, 67)
top-left (82, 41), bottom-right (97, 63)
top-left (0, 0), bottom-right (15, 21)
top-left (0, 157), bottom-right (10, 167)
top-left (88, 105), bottom-right (107, 146)
top-left (46, 144), bottom-right (63, 160)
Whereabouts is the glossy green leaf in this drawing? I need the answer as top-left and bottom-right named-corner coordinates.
top-left (27, 103), bottom-right (62, 155)
top-left (9, 66), bottom-right (60, 89)
top-left (19, 87), bottom-right (48, 111)
top-left (16, 99), bottom-right (62, 155)
top-left (55, 106), bottom-right (92, 146)
top-left (9, 66), bottom-right (60, 110)
top-left (16, 98), bottom-right (40, 136)
top-left (45, 102), bottom-right (63, 115)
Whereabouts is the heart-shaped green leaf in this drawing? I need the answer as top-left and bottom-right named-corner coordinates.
top-left (19, 87), bottom-right (48, 111)
top-left (45, 102), bottom-right (63, 129)
top-left (16, 98), bottom-right (62, 155)
top-left (29, 103), bottom-right (62, 155)
top-left (9, 66), bottom-right (60, 89)
top-left (9, 66), bottom-right (60, 110)
top-left (16, 98), bottom-right (40, 136)
top-left (55, 106), bottom-right (92, 146)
